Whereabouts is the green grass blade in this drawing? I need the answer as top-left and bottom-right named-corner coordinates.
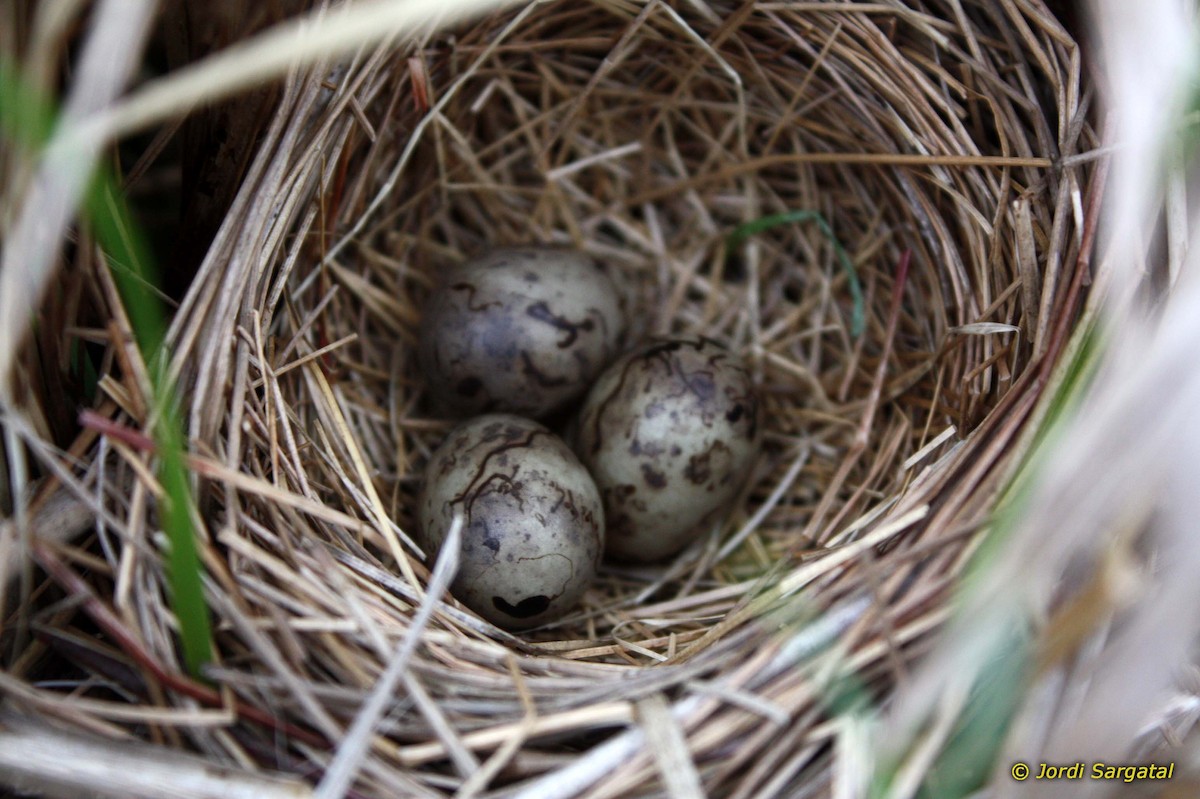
top-left (86, 178), bottom-right (215, 678)
top-left (0, 62), bottom-right (56, 149)
top-left (1, 59), bottom-right (214, 678)
top-left (727, 210), bottom-right (867, 337)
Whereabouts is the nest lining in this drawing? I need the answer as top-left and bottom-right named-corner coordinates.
top-left (9, 0), bottom-right (1100, 796)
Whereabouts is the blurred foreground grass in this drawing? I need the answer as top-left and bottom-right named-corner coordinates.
top-left (1, 58), bottom-right (213, 678)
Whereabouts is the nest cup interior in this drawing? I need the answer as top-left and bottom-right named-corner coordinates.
top-left (129, 0), bottom-right (1094, 788)
top-left (279, 0), bottom-right (1092, 638)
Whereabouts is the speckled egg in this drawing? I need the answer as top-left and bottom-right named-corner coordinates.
top-left (418, 414), bottom-right (604, 629)
top-left (573, 337), bottom-right (761, 562)
top-left (418, 247), bottom-right (626, 419)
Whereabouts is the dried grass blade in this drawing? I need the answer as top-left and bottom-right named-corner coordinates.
top-left (0, 0), bottom-right (156, 399)
top-left (506, 706), bottom-right (665, 799)
top-left (715, 445), bottom-right (810, 563)
top-left (636, 693), bottom-right (707, 799)
top-left (314, 515), bottom-right (460, 799)
top-left (305, 360), bottom-right (420, 573)
top-left (396, 703), bottom-right (636, 767)
top-left (0, 716), bottom-right (312, 799)
top-left (77, 0), bottom-right (520, 146)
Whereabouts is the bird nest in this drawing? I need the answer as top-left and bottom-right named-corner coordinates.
top-left (5, 0), bottom-right (1101, 796)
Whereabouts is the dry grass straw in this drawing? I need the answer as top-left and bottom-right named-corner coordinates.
top-left (874, 2), bottom-right (1200, 795)
top-left (2, 0), bottom-right (1108, 796)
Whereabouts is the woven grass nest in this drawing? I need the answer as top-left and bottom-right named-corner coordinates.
top-left (7, 0), bottom-right (1101, 796)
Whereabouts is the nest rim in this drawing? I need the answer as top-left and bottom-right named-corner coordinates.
top-left (7, 0), bottom-right (1102, 796)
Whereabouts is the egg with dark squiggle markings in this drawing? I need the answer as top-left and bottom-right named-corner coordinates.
top-left (418, 247), bottom-right (626, 419)
top-left (418, 414), bottom-right (604, 629)
top-left (573, 337), bottom-right (761, 562)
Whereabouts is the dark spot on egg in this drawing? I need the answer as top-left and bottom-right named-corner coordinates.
top-left (684, 451), bottom-right (712, 485)
top-left (726, 403), bottom-right (745, 423)
top-left (494, 594), bottom-right (552, 619)
top-left (641, 464), bottom-right (668, 489)
top-left (687, 373), bottom-right (717, 402)
top-left (629, 438), bottom-right (665, 457)
top-left (525, 301), bottom-right (591, 348)
top-left (608, 513), bottom-right (634, 537)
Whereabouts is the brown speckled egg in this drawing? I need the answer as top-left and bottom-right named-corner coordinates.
top-left (573, 337), bottom-right (761, 563)
top-left (418, 414), bottom-right (604, 629)
top-left (418, 247), bottom-right (626, 419)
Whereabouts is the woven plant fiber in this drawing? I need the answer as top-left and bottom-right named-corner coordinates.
top-left (1, 1), bottom-right (1102, 797)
